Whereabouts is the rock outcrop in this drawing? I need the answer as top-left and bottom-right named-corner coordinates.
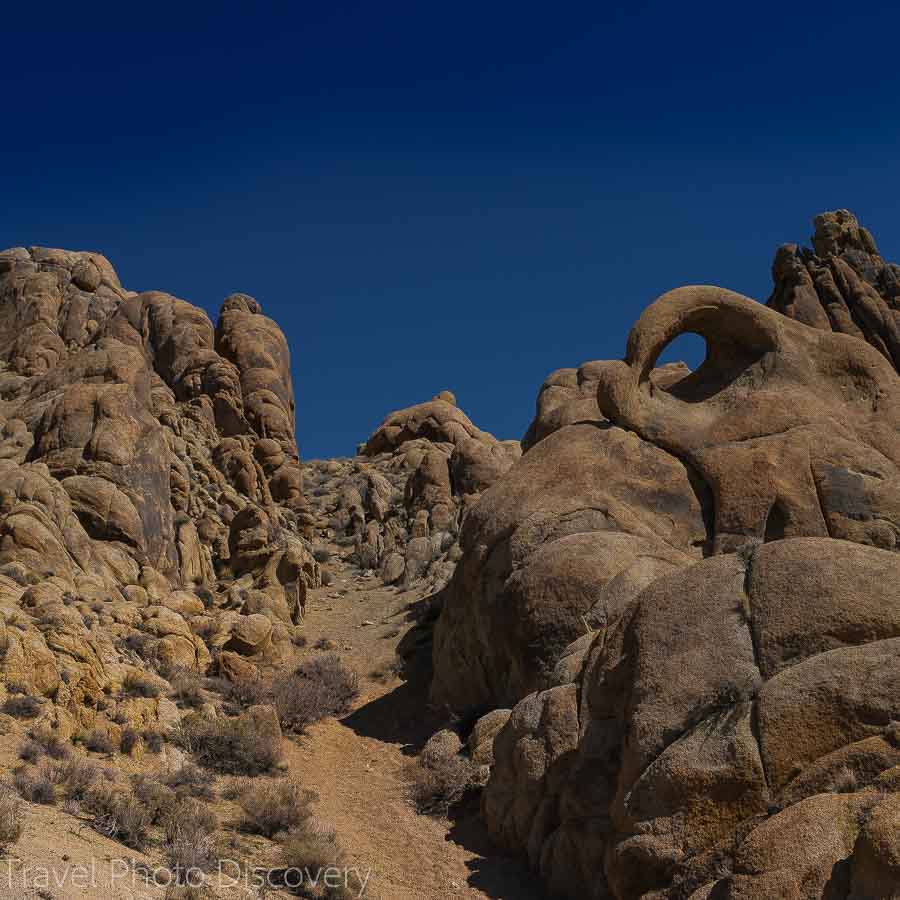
top-left (431, 211), bottom-right (900, 899)
top-left (483, 539), bottom-right (900, 900)
top-left (0, 247), bottom-right (317, 735)
top-left (768, 209), bottom-right (899, 371)
top-left (435, 270), bottom-right (900, 715)
top-left (304, 393), bottom-right (520, 592)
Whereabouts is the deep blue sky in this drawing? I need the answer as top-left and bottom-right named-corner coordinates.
top-left (3, 2), bottom-right (899, 458)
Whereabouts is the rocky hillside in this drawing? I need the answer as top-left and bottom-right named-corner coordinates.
top-left (0, 246), bottom-right (318, 743)
top-left (430, 211), bottom-right (900, 899)
top-left (304, 391), bottom-right (520, 593)
top-left (0, 210), bottom-right (895, 900)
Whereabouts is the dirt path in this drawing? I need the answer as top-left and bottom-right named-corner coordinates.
top-left (289, 556), bottom-right (543, 900)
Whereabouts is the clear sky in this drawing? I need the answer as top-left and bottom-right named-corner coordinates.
top-left (3, 1), bottom-right (899, 458)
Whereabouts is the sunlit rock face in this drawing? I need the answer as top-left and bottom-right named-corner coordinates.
top-left (431, 211), bottom-right (900, 900)
top-left (0, 246), bottom-right (317, 736)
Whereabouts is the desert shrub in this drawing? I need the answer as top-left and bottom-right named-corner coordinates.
top-left (369, 656), bottom-right (402, 683)
top-left (28, 726), bottom-right (71, 761)
top-left (3, 694), bottom-right (41, 719)
top-left (0, 566), bottom-right (28, 587)
top-left (237, 779), bottom-right (316, 838)
top-left (194, 587), bottom-right (215, 610)
top-left (208, 676), bottom-right (271, 714)
top-left (292, 634), bottom-right (309, 649)
top-left (165, 885), bottom-right (216, 900)
top-left (407, 751), bottom-right (479, 817)
top-left (163, 798), bottom-right (218, 883)
top-left (123, 671), bottom-right (162, 698)
top-left (313, 547), bottom-right (331, 564)
top-left (82, 728), bottom-right (116, 754)
top-left (85, 783), bottom-right (151, 849)
top-left (0, 790), bottom-right (22, 847)
top-left (13, 767), bottom-right (55, 805)
top-left (123, 632), bottom-right (153, 655)
top-left (174, 713), bottom-right (282, 775)
top-left (143, 729), bottom-right (164, 753)
top-left (54, 756), bottom-right (102, 802)
top-left (165, 764), bottom-right (216, 800)
top-left (170, 672), bottom-right (206, 710)
top-left (120, 727), bottom-right (140, 755)
top-left (280, 826), bottom-right (357, 899)
top-left (19, 739), bottom-right (44, 764)
top-left (827, 767), bottom-right (859, 794)
top-left (131, 774), bottom-right (176, 824)
top-left (273, 654), bottom-right (359, 733)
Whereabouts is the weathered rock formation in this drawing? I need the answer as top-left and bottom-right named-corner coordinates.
top-left (769, 209), bottom-right (899, 370)
top-left (431, 211), bottom-right (900, 899)
top-left (483, 539), bottom-right (900, 900)
top-left (305, 392), bottom-right (520, 591)
top-left (0, 247), bottom-right (317, 739)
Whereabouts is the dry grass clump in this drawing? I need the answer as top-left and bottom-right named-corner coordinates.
top-left (280, 825), bottom-right (358, 899)
top-left (84, 782), bottom-right (152, 849)
top-left (369, 655), bottom-right (402, 683)
top-left (165, 884), bottom-right (216, 900)
top-left (18, 740), bottom-right (43, 764)
top-left (80, 728), bottom-right (116, 754)
top-left (165, 764), bottom-right (216, 800)
top-left (3, 693), bottom-right (42, 719)
top-left (120, 727), bottom-right (140, 755)
top-left (28, 725), bottom-right (71, 760)
top-left (53, 755), bottom-right (104, 802)
top-left (273, 653), bottom-right (359, 733)
top-left (175, 712), bottom-right (282, 775)
top-left (163, 798), bottom-right (219, 884)
top-left (13, 766), bottom-right (55, 804)
top-left (123, 670), bottom-right (163, 698)
top-left (143, 729), bottom-right (164, 753)
top-left (131, 774), bottom-right (176, 824)
top-left (0, 790), bottom-right (23, 848)
top-left (407, 732), bottom-right (481, 817)
top-left (170, 671), bottom-right (207, 709)
top-left (237, 779), bottom-right (316, 838)
top-left (826, 767), bottom-right (859, 794)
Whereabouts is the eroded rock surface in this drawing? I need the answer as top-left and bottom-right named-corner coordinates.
top-left (0, 247), bottom-right (317, 736)
top-left (303, 392), bottom-right (520, 593)
top-left (432, 211), bottom-right (900, 899)
top-left (483, 539), bottom-right (900, 900)
top-left (768, 209), bottom-right (900, 370)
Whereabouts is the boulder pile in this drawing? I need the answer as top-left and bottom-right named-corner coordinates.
top-left (303, 391), bottom-right (520, 592)
top-left (0, 247), bottom-right (317, 740)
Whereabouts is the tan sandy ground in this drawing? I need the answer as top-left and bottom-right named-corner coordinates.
top-left (0, 551), bottom-right (542, 900)
top-left (290, 554), bottom-right (544, 900)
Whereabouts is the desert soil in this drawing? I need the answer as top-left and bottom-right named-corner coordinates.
top-left (289, 550), bottom-right (543, 900)
top-left (0, 548), bottom-right (541, 900)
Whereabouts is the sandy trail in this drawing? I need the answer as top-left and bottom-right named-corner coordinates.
top-left (290, 560), bottom-right (543, 900)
